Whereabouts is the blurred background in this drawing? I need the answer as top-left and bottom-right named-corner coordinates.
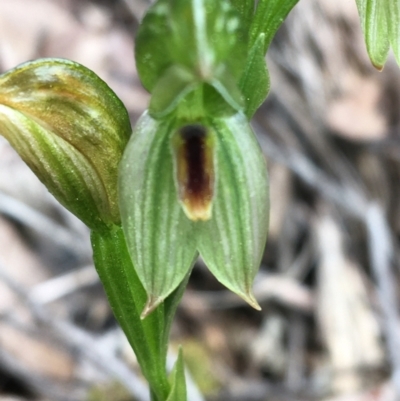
top-left (1, 0), bottom-right (400, 400)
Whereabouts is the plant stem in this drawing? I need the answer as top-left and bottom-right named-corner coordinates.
top-left (91, 225), bottom-right (170, 400)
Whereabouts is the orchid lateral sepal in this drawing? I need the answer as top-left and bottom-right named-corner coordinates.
top-left (119, 113), bottom-right (199, 317)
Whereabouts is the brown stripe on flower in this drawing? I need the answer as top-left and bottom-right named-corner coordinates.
top-left (172, 124), bottom-right (215, 221)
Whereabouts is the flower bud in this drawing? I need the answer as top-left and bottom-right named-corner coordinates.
top-left (0, 59), bottom-right (131, 229)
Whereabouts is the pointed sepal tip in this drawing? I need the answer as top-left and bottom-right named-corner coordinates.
top-left (141, 295), bottom-right (163, 320)
top-left (239, 290), bottom-right (262, 311)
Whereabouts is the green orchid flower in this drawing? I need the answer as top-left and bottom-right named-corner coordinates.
top-left (119, 110), bottom-right (269, 316)
top-left (119, 0), bottom-right (271, 317)
top-left (0, 0), bottom-right (306, 397)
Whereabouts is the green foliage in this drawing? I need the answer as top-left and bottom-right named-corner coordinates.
top-left (356, 0), bottom-right (400, 69)
top-left (167, 349), bottom-right (187, 401)
top-left (230, 0), bottom-right (255, 30)
top-left (250, 0), bottom-right (300, 52)
top-left (239, 33), bottom-right (270, 119)
top-left (91, 226), bottom-right (169, 400)
top-left (91, 226), bottom-right (190, 400)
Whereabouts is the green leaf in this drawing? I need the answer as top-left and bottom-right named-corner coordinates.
top-left (197, 113), bottom-right (269, 309)
top-left (356, 0), bottom-right (390, 69)
top-left (239, 34), bottom-right (270, 119)
top-left (135, 0), bottom-right (247, 93)
top-left (388, 0), bottom-right (400, 65)
top-left (91, 226), bottom-right (169, 401)
top-left (355, 0), bottom-right (400, 69)
top-left (250, 0), bottom-right (300, 53)
top-left (0, 58), bottom-right (131, 228)
top-left (167, 348), bottom-right (187, 401)
top-left (119, 112), bottom-right (198, 317)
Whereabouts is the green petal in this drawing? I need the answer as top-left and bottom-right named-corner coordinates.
top-left (197, 113), bottom-right (269, 309)
top-left (119, 112), bottom-right (198, 317)
top-left (0, 58), bottom-right (131, 227)
top-left (356, 0), bottom-right (390, 69)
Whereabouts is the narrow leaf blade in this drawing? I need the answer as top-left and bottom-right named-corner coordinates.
top-left (167, 348), bottom-right (187, 401)
top-left (356, 0), bottom-right (390, 69)
top-left (250, 0), bottom-right (300, 52)
top-left (387, 0), bottom-right (400, 66)
top-left (239, 34), bottom-right (270, 119)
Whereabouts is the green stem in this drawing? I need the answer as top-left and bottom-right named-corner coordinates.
top-left (91, 225), bottom-right (170, 400)
top-left (150, 389), bottom-right (160, 401)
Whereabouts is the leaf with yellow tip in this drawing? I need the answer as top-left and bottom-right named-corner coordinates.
top-left (355, 0), bottom-right (400, 69)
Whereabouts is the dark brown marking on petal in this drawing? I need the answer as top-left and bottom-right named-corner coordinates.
top-left (173, 124), bottom-right (215, 221)
top-left (181, 124), bottom-right (208, 197)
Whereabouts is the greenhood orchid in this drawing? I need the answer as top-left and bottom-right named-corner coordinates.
top-left (119, 0), bottom-right (269, 316)
top-left (0, 0), bottom-right (313, 397)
